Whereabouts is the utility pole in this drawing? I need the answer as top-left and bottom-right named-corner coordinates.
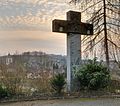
top-left (103, 0), bottom-right (109, 67)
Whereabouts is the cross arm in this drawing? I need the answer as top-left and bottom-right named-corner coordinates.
top-left (52, 19), bottom-right (68, 33)
top-left (52, 19), bottom-right (93, 35)
top-left (79, 22), bottom-right (93, 35)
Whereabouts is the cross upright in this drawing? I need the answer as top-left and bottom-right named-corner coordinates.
top-left (52, 11), bottom-right (93, 92)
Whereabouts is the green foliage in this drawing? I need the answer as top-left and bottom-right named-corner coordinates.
top-left (50, 73), bottom-right (66, 95)
top-left (0, 84), bottom-right (10, 99)
top-left (74, 58), bottom-right (110, 90)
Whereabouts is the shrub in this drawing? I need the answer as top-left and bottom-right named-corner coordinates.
top-left (50, 73), bottom-right (66, 95)
top-left (0, 85), bottom-right (10, 99)
top-left (74, 58), bottom-right (110, 90)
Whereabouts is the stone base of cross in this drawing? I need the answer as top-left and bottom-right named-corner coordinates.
top-left (52, 11), bottom-right (93, 92)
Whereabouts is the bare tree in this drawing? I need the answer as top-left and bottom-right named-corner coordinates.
top-left (69, 0), bottom-right (120, 67)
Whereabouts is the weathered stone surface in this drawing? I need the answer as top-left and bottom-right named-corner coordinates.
top-left (52, 20), bottom-right (93, 35)
top-left (52, 10), bottom-right (93, 92)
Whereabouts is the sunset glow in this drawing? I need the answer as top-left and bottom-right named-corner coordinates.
top-left (0, 0), bottom-right (78, 55)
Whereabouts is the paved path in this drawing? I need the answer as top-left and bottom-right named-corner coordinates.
top-left (0, 98), bottom-right (120, 106)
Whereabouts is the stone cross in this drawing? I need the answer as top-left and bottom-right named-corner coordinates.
top-left (52, 11), bottom-right (93, 92)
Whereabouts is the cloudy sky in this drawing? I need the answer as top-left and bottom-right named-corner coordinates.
top-left (0, 0), bottom-right (79, 56)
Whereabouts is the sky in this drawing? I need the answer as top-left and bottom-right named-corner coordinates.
top-left (0, 0), bottom-right (79, 56)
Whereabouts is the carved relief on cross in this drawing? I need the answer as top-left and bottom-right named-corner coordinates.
top-left (52, 11), bottom-right (93, 92)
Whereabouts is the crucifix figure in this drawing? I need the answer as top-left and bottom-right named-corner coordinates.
top-left (52, 11), bottom-right (93, 92)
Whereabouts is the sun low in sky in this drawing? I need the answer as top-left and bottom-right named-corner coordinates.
top-left (0, 0), bottom-right (78, 56)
